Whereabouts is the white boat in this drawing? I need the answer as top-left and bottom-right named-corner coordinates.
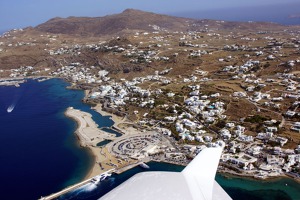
top-left (90, 177), bottom-right (101, 185)
top-left (7, 105), bottom-right (15, 113)
top-left (139, 162), bottom-right (150, 169)
top-left (90, 171), bottom-right (112, 185)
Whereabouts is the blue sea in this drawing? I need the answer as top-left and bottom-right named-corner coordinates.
top-left (0, 78), bottom-right (299, 200)
top-left (0, 78), bottom-right (113, 200)
top-left (58, 161), bottom-right (300, 200)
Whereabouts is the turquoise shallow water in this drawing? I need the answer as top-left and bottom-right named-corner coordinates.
top-left (0, 78), bottom-right (299, 200)
top-left (59, 161), bottom-right (300, 200)
top-left (216, 174), bottom-right (300, 200)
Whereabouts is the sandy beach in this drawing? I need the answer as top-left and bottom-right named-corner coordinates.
top-left (65, 107), bottom-right (117, 146)
top-left (65, 106), bottom-right (137, 179)
top-left (66, 104), bottom-right (300, 184)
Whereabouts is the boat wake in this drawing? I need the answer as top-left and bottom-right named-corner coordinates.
top-left (81, 183), bottom-right (98, 192)
top-left (7, 104), bottom-right (15, 113)
top-left (57, 172), bottom-right (114, 200)
top-left (57, 183), bottom-right (98, 200)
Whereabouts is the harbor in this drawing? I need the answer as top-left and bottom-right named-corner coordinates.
top-left (114, 161), bottom-right (150, 174)
top-left (39, 169), bottom-right (115, 200)
top-left (41, 161), bottom-right (300, 200)
top-left (41, 161), bottom-right (151, 199)
top-left (1, 79), bottom-right (300, 200)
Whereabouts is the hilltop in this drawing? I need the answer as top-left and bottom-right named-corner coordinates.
top-left (34, 9), bottom-right (294, 37)
top-left (35, 9), bottom-right (190, 36)
top-left (0, 9), bottom-right (299, 73)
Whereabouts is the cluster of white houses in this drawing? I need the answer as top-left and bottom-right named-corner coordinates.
top-left (9, 66), bottom-right (48, 78)
top-left (50, 63), bottom-right (111, 84)
top-left (45, 57), bottom-right (300, 178)
top-left (79, 65), bottom-right (300, 178)
top-left (2, 25), bottom-right (300, 179)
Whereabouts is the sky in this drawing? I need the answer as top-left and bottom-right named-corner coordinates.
top-left (1, 0), bottom-right (300, 32)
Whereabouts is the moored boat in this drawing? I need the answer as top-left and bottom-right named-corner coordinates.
top-left (90, 171), bottom-right (113, 185)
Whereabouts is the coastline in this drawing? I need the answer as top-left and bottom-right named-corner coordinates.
top-left (92, 104), bottom-right (125, 131)
top-left (91, 104), bottom-right (300, 183)
top-left (64, 107), bottom-right (118, 178)
top-left (2, 77), bottom-right (298, 200)
top-left (92, 103), bottom-right (141, 136)
top-left (218, 169), bottom-right (290, 182)
top-left (2, 76), bottom-right (299, 185)
top-left (0, 75), bottom-right (53, 81)
top-left (67, 102), bottom-right (300, 185)
top-left (64, 102), bottom-right (157, 181)
top-left (64, 105), bottom-right (140, 181)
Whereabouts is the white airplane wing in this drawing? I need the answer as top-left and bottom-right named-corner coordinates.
top-left (100, 147), bottom-right (232, 200)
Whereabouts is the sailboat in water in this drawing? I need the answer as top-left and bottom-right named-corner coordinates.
top-left (7, 104), bottom-right (15, 113)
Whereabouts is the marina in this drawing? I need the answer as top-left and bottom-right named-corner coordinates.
top-left (43, 161), bottom-right (300, 200)
top-left (114, 160), bottom-right (151, 174)
top-left (1, 79), bottom-right (300, 200)
top-left (40, 170), bottom-right (114, 200)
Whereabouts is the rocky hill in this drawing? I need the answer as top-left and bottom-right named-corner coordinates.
top-left (1, 9), bottom-right (299, 74)
top-left (35, 9), bottom-right (190, 36)
top-left (34, 9), bottom-right (292, 36)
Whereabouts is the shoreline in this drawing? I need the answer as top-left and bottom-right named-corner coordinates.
top-left (16, 77), bottom-right (296, 188)
top-left (0, 75), bottom-right (53, 81)
top-left (0, 76), bottom-right (54, 87)
top-left (66, 102), bottom-right (300, 185)
top-left (2, 76), bottom-right (299, 185)
top-left (3, 76), bottom-right (297, 199)
top-left (64, 107), bottom-right (117, 179)
top-left (90, 103), bottom-right (300, 184)
top-left (64, 106), bottom-right (135, 180)
top-left (219, 172), bottom-right (294, 183)
top-left (92, 103), bottom-right (125, 131)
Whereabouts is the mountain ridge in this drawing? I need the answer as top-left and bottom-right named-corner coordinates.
top-left (34, 9), bottom-right (297, 37)
top-left (35, 9), bottom-right (190, 36)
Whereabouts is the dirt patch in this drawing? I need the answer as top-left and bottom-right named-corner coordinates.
top-left (225, 98), bottom-right (257, 121)
top-left (279, 130), bottom-right (300, 149)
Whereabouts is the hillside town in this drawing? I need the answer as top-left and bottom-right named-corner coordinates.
top-left (1, 13), bottom-right (300, 181)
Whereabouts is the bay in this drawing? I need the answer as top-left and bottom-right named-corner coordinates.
top-left (0, 78), bottom-right (113, 200)
top-left (0, 78), bottom-right (299, 200)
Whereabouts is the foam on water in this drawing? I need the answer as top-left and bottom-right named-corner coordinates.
top-left (7, 105), bottom-right (14, 113)
top-left (82, 183), bottom-right (98, 192)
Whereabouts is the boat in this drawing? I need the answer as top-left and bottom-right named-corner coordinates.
top-left (139, 162), bottom-right (150, 169)
top-left (90, 171), bottom-right (112, 185)
top-left (100, 173), bottom-right (108, 181)
top-left (7, 105), bottom-right (15, 113)
top-left (90, 177), bottom-right (100, 185)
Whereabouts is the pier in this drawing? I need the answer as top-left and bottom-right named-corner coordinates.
top-left (39, 169), bottom-right (114, 200)
top-left (114, 159), bottom-right (150, 174)
top-left (115, 162), bottom-right (141, 174)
